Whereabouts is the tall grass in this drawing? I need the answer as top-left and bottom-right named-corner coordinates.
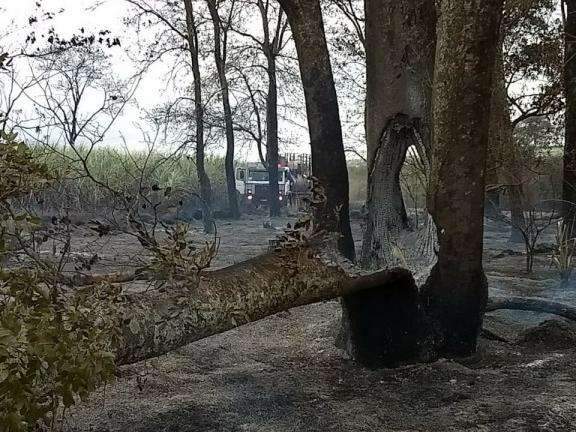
top-left (29, 145), bottom-right (228, 215)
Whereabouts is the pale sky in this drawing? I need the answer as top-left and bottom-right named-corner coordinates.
top-left (0, 0), bottom-right (314, 161)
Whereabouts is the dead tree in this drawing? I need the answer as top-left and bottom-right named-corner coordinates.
top-left (277, 0), bottom-right (355, 261)
top-left (332, 0), bottom-right (437, 365)
top-left (206, 0), bottom-right (240, 219)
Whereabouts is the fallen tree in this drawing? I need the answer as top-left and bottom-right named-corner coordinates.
top-left (110, 257), bottom-right (576, 366)
top-left (115, 243), bottom-right (416, 365)
top-left (486, 296), bottom-right (576, 322)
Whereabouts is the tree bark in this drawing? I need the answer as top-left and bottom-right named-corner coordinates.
top-left (360, 0), bottom-right (436, 269)
top-left (206, 0), bottom-right (240, 219)
top-left (334, 0), bottom-right (436, 367)
top-left (277, 0), bottom-right (355, 261)
top-left (114, 246), bottom-right (413, 365)
top-left (563, 0), bottom-right (576, 237)
top-left (266, 53), bottom-right (281, 217)
top-left (184, 0), bottom-right (214, 233)
top-left (421, 0), bottom-right (504, 359)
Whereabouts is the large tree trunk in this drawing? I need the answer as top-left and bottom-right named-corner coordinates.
top-left (335, 0), bottom-right (436, 366)
top-left (206, 0), bottom-right (240, 220)
top-left (184, 0), bottom-right (214, 233)
top-left (563, 0), bottom-right (576, 237)
top-left (360, 0), bottom-right (436, 269)
top-left (114, 246), bottom-right (413, 365)
top-left (420, 0), bottom-right (504, 359)
top-left (277, 0), bottom-right (355, 261)
top-left (266, 55), bottom-right (281, 217)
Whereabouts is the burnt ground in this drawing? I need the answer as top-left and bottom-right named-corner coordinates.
top-left (52, 215), bottom-right (576, 432)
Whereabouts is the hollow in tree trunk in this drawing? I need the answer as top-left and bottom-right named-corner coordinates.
top-left (339, 0), bottom-right (436, 365)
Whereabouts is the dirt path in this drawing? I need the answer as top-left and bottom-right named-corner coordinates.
top-left (61, 216), bottom-right (576, 432)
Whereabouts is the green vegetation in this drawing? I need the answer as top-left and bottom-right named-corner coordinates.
top-left (0, 134), bottom-right (123, 431)
top-left (29, 146), bottom-right (229, 214)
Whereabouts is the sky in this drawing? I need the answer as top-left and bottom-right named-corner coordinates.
top-left (0, 0), bottom-right (311, 162)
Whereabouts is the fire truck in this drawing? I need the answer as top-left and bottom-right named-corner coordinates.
top-left (235, 154), bottom-right (310, 208)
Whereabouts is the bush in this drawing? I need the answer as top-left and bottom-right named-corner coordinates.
top-left (0, 134), bottom-right (123, 431)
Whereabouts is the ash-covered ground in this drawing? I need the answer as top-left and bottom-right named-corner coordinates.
top-left (55, 215), bottom-right (576, 432)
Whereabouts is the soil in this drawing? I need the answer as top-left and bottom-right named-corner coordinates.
top-left (49, 215), bottom-right (576, 432)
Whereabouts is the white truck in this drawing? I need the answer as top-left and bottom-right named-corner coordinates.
top-left (235, 164), bottom-right (293, 207)
top-left (235, 154), bottom-right (311, 208)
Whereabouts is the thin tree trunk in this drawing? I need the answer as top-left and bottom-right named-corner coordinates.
top-left (485, 188), bottom-right (502, 220)
top-left (421, 0), bottom-right (504, 359)
top-left (278, 0), bottom-right (355, 261)
top-left (184, 0), bottom-right (214, 233)
top-left (563, 0), bottom-right (576, 236)
top-left (266, 55), bottom-right (281, 217)
top-left (489, 43), bottom-right (526, 242)
top-left (509, 184), bottom-right (526, 242)
top-left (206, 0), bottom-right (240, 219)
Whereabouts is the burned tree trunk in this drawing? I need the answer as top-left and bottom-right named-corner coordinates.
top-left (421, 0), bottom-right (504, 359)
top-left (361, 0), bottom-right (436, 269)
top-left (563, 0), bottom-right (576, 236)
top-left (184, 0), bottom-right (214, 234)
top-left (337, 0), bottom-right (436, 366)
top-left (278, 0), bottom-right (355, 261)
top-left (206, 0), bottom-right (240, 219)
top-left (113, 246), bottom-right (413, 365)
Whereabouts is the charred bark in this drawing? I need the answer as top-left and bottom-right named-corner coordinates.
top-left (278, 0), bottom-right (355, 261)
top-left (563, 0), bottom-right (576, 236)
top-left (421, 0), bottom-right (504, 359)
top-left (206, 0), bottom-right (240, 219)
top-left (338, 0), bottom-right (436, 366)
top-left (361, 0), bottom-right (436, 266)
top-left (184, 0), bottom-right (214, 233)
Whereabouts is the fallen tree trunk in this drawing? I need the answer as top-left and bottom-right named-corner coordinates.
top-left (114, 245), bottom-right (414, 365)
top-left (486, 296), bottom-right (576, 321)
top-left (80, 242), bottom-right (576, 368)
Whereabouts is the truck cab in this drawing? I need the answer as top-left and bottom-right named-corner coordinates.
top-left (235, 165), bottom-right (292, 207)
